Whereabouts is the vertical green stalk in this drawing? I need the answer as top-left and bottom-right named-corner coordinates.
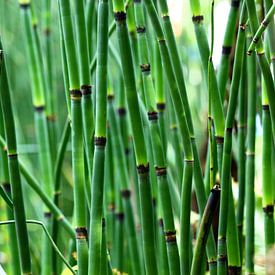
top-left (112, 0), bottom-right (158, 272)
top-left (217, 0), bottom-right (241, 100)
top-left (217, 3), bottom-right (247, 274)
top-left (236, 55), bottom-right (247, 261)
top-left (244, 46), bottom-right (256, 274)
top-left (0, 104), bottom-right (20, 275)
top-left (58, 0), bottom-right (88, 274)
top-left (88, 0), bottom-right (109, 273)
top-left (262, 78), bottom-right (274, 261)
top-left (108, 95), bottom-right (143, 275)
top-left (18, 2), bottom-right (54, 273)
top-left (0, 38), bottom-right (32, 275)
top-left (134, 1), bottom-right (180, 273)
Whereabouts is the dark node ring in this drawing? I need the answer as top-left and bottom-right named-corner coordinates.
top-left (102, 218), bottom-right (106, 228)
top-left (107, 94), bottom-right (114, 100)
top-left (81, 85), bottom-right (92, 95)
top-left (34, 105), bottom-right (45, 112)
top-left (263, 205), bottom-right (274, 214)
top-left (262, 104), bottom-right (270, 111)
top-left (44, 212), bottom-right (52, 218)
top-left (116, 212), bottom-right (124, 221)
top-left (20, 3), bottom-right (30, 9)
top-left (158, 38), bottom-right (166, 44)
top-left (117, 107), bottom-right (126, 116)
top-left (121, 189), bottom-right (131, 198)
top-left (140, 63), bottom-right (151, 72)
top-left (252, 37), bottom-right (259, 43)
top-left (94, 136), bottom-right (107, 146)
top-left (228, 266), bottom-right (242, 275)
top-left (148, 111), bottom-right (158, 121)
top-left (2, 182), bottom-right (10, 192)
top-left (8, 153), bottom-right (18, 158)
top-left (125, 148), bottom-right (130, 155)
top-left (133, 0), bottom-right (141, 3)
top-left (162, 14), bottom-right (170, 20)
top-left (226, 127), bottom-right (233, 134)
top-left (159, 218), bottom-right (164, 227)
top-left (218, 255), bottom-right (227, 262)
top-left (70, 89), bottom-right (82, 99)
top-left (262, 20), bottom-right (269, 27)
top-left (137, 163), bottom-right (149, 174)
top-left (192, 15), bottom-right (204, 23)
top-left (114, 11), bottom-right (126, 22)
top-left (165, 230), bottom-right (177, 243)
top-left (222, 46), bottom-right (231, 55)
top-left (136, 26), bottom-right (146, 33)
top-left (157, 103), bottom-right (166, 110)
top-left (75, 227), bottom-right (88, 239)
top-left (231, 0), bottom-right (240, 8)
top-left (155, 166), bottom-right (167, 176)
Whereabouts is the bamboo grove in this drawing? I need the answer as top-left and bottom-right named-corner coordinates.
top-left (0, 0), bottom-right (274, 274)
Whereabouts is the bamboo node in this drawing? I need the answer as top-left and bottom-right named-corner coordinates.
top-left (75, 227), bottom-right (88, 239)
top-left (116, 212), bottom-right (124, 221)
top-left (158, 218), bottom-right (164, 227)
top-left (162, 14), bottom-right (170, 20)
top-left (218, 255), bottom-right (227, 262)
top-left (231, 0), bottom-right (240, 8)
top-left (228, 266), bottom-right (242, 274)
top-left (164, 230), bottom-right (177, 243)
top-left (8, 153), bottom-right (18, 158)
top-left (102, 218), bottom-right (106, 228)
top-left (121, 189), bottom-right (131, 198)
top-left (263, 205), bottom-right (274, 214)
top-left (222, 46), bottom-right (231, 55)
top-left (157, 103), bottom-right (165, 111)
top-left (47, 114), bottom-right (56, 121)
top-left (117, 107), bottom-right (126, 116)
top-left (140, 63), bottom-right (151, 72)
top-left (44, 212), bottom-right (52, 218)
top-left (70, 89), bottom-right (82, 100)
top-left (148, 111), bottom-right (158, 121)
top-left (19, 1), bottom-right (30, 8)
top-left (114, 11), bottom-right (126, 22)
top-left (136, 26), bottom-right (146, 33)
top-left (262, 105), bottom-right (270, 111)
top-left (192, 15), bottom-right (204, 23)
top-left (215, 136), bottom-right (224, 144)
top-left (81, 85), bottom-right (92, 95)
top-left (94, 136), bottom-right (107, 146)
top-left (137, 163), bottom-right (149, 174)
top-left (108, 202), bottom-right (115, 211)
top-left (155, 166), bottom-right (167, 176)
top-left (262, 19), bottom-right (269, 27)
top-left (107, 94), bottom-right (114, 100)
top-left (34, 105), bottom-right (45, 112)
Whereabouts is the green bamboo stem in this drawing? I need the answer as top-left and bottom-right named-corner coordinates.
top-left (108, 95), bottom-right (143, 275)
top-left (134, 1), bottom-right (180, 273)
top-left (247, 3), bottom-right (275, 53)
top-left (112, 1), bottom-right (158, 272)
top-left (0, 38), bottom-right (32, 275)
top-left (262, 79), bottom-right (274, 255)
top-left (0, 105), bottom-right (20, 275)
top-left (236, 55), bottom-right (247, 261)
top-left (264, 0), bottom-right (275, 73)
top-left (191, 185), bottom-right (221, 275)
top-left (217, 4), bottom-right (247, 274)
top-left (142, 0), bottom-right (218, 271)
top-left (88, 0), bottom-right (109, 273)
top-left (58, 0), bottom-right (89, 273)
top-left (246, 0), bottom-right (275, 143)
top-left (18, 3), bottom-right (54, 273)
top-left (217, 0), bottom-right (241, 100)
top-left (244, 40), bottom-right (257, 275)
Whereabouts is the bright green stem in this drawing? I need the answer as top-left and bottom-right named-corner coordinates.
top-left (112, 2), bottom-right (157, 273)
top-left (244, 48), bottom-right (257, 275)
top-left (89, 0), bottom-right (109, 273)
top-left (0, 40), bottom-right (32, 275)
top-left (217, 0), bottom-right (241, 100)
top-left (191, 186), bottom-right (220, 275)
